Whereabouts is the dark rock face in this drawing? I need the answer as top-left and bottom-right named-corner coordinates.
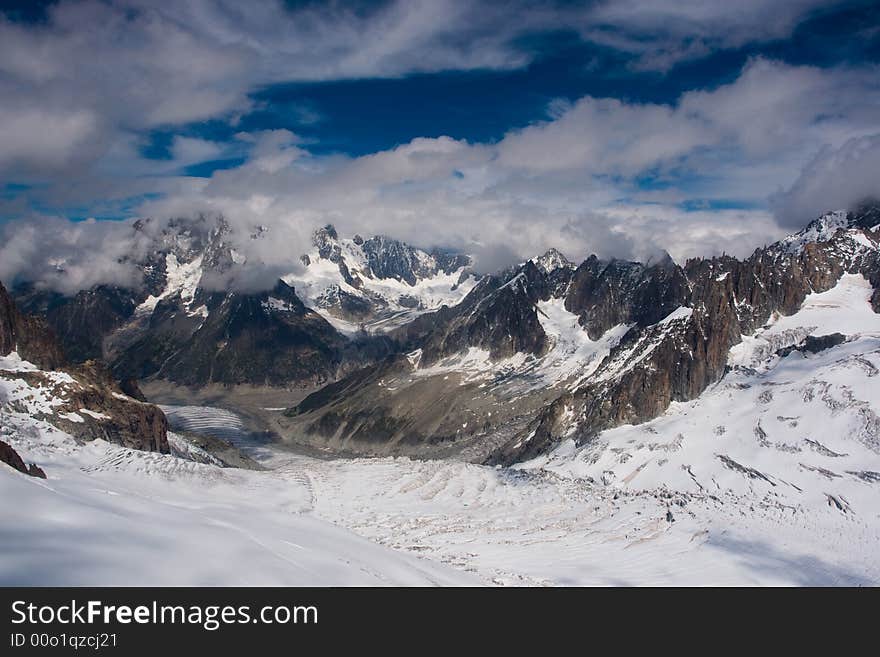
top-left (64, 360), bottom-right (169, 452)
top-left (4, 366), bottom-right (171, 454)
top-left (0, 281), bottom-right (66, 370)
top-left (0, 439), bottom-right (46, 478)
top-left (315, 285), bottom-right (374, 321)
top-left (0, 282), bottom-right (16, 357)
top-left (361, 235), bottom-right (469, 286)
top-left (117, 280), bottom-right (345, 387)
top-left (13, 284), bottom-right (140, 362)
top-left (776, 333), bottom-right (847, 357)
top-left (313, 224), bottom-right (340, 260)
top-left (308, 224), bottom-right (471, 293)
top-left (118, 377), bottom-right (148, 401)
top-left (565, 253), bottom-right (691, 339)
top-left (393, 260), bottom-right (569, 365)
top-left (1, 280), bottom-right (169, 454)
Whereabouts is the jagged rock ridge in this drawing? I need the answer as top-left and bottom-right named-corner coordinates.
top-left (13, 216), bottom-right (475, 387)
top-left (286, 224), bottom-right (476, 333)
top-left (284, 205), bottom-right (880, 464)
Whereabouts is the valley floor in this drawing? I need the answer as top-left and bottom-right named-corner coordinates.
top-left (2, 398), bottom-right (877, 586)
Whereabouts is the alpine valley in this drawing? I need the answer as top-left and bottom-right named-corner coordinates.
top-left (2, 203), bottom-right (880, 586)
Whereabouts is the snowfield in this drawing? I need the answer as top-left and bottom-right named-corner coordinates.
top-left (0, 417), bottom-right (476, 586)
top-left (2, 276), bottom-right (879, 586)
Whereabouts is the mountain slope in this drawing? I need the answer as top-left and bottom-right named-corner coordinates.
top-left (281, 206), bottom-right (880, 464)
top-left (1, 280), bottom-right (169, 454)
top-left (0, 413), bottom-right (476, 586)
top-left (521, 274), bottom-right (880, 538)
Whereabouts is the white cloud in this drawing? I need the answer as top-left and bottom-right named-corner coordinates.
top-left (497, 97), bottom-right (713, 174)
top-left (772, 134), bottom-right (880, 227)
top-left (2, 3), bottom-right (878, 293)
top-left (581, 0), bottom-right (834, 71)
top-left (170, 137), bottom-right (225, 166)
top-left (0, 104), bottom-right (100, 170)
top-left (680, 58), bottom-right (880, 158)
top-left (0, 216), bottom-right (151, 294)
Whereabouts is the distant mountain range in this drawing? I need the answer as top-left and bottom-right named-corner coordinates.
top-left (4, 203), bottom-right (880, 465)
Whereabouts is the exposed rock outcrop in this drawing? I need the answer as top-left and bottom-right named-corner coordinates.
top-left (1, 281), bottom-right (169, 453)
top-left (0, 439), bottom-right (46, 478)
top-left (1, 281), bottom-right (66, 370)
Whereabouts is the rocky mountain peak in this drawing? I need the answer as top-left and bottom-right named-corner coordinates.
top-left (779, 209), bottom-right (851, 253)
top-left (202, 215), bottom-right (238, 273)
top-left (360, 235), bottom-right (468, 286)
top-left (776, 204), bottom-right (880, 256)
top-left (312, 224), bottom-right (341, 261)
top-left (531, 248), bottom-right (573, 274)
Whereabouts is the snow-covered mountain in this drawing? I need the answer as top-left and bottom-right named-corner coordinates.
top-left (8, 202), bottom-right (880, 461)
top-left (1, 280), bottom-right (169, 474)
top-left (13, 217), bottom-right (478, 387)
top-left (5, 275), bottom-right (878, 585)
top-left (285, 224), bottom-right (476, 334)
top-left (3, 204), bottom-right (880, 586)
top-left (283, 204), bottom-right (880, 466)
top-left (526, 272), bottom-right (880, 508)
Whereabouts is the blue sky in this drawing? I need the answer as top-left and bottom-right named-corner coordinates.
top-left (79, 1), bottom-right (880, 161)
top-left (1, 0), bottom-right (879, 288)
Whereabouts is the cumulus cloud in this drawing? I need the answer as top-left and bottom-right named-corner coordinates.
top-left (0, 104), bottom-right (100, 171)
top-left (497, 97), bottom-right (713, 174)
top-left (0, 0), bottom-right (855, 182)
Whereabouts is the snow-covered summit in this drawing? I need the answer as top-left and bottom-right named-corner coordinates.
top-left (531, 248), bottom-right (574, 274)
top-left (778, 206), bottom-right (880, 255)
top-left (286, 225), bottom-right (477, 334)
